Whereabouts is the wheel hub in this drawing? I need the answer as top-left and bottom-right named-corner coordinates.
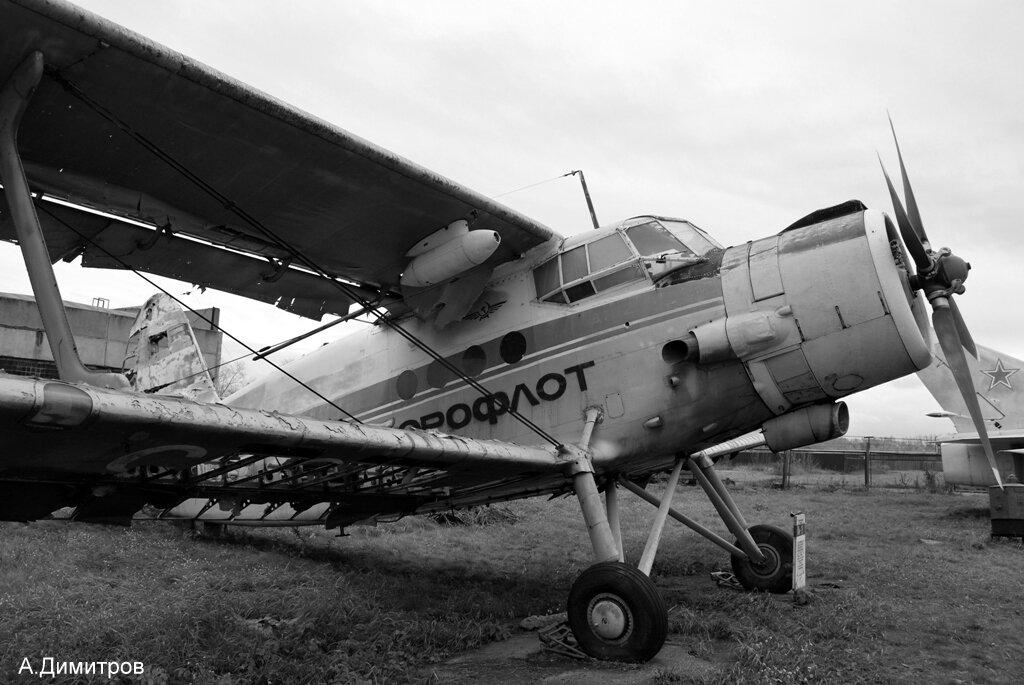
top-left (751, 543), bottom-right (781, 578)
top-left (588, 593), bottom-right (631, 640)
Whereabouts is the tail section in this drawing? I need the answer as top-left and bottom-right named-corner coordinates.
top-left (917, 340), bottom-right (1024, 433)
top-left (917, 339), bottom-right (1024, 485)
top-left (124, 294), bottom-right (221, 402)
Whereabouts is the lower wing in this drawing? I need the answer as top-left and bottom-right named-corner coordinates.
top-left (0, 375), bottom-right (568, 526)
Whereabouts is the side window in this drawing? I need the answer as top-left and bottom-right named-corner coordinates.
top-left (532, 232), bottom-right (645, 304)
top-left (594, 263), bottom-right (645, 291)
top-left (561, 245), bottom-right (588, 282)
top-left (588, 233), bottom-right (632, 271)
top-left (533, 258), bottom-right (560, 300)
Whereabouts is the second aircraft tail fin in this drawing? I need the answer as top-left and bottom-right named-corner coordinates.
top-left (124, 294), bottom-right (221, 403)
top-left (917, 340), bottom-right (1024, 434)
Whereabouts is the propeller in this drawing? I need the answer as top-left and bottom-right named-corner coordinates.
top-left (879, 117), bottom-right (1001, 488)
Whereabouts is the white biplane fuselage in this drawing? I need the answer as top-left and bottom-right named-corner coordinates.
top-left (228, 207), bottom-right (930, 480)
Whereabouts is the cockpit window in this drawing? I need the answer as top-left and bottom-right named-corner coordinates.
top-left (626, 221), bottom-right (693, 257)
top-left (588, 233), bottom-right (633, 271)
top-left (532, 231), bottom-right (645, 304)
top-left (533, 257), bottom-right (559, 298)
top-left (660, 219), bottom-right (720, 255)
top-left (561, 245), bottom-right (589, 283)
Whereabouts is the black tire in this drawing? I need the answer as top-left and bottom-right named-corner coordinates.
top-left (566, 561), bottom-right (668, 662)
top-left (731, 524), bottom-right (793, 594)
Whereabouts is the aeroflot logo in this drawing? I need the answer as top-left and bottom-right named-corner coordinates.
top-left (398, 361), bottom-right (595, 430)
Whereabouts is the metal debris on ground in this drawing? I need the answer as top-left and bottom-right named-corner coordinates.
top-left (710, 571), bottom-right (745, 591)
top-left (538, 621), bottom-right (587, 659)
top-left (520, 613), bottom-right (566, 631)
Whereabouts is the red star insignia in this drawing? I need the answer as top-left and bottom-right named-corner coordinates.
top-left (982, 358), bottom-right (1019, 391)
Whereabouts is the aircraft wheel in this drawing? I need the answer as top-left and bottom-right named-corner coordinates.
top-left (566, 561), bottom-right (667, 662)
top-left (731, 524), bottom-right (793, 593)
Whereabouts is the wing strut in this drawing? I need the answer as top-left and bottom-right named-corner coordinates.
top-left (0, 51), bottom-right (126, 389)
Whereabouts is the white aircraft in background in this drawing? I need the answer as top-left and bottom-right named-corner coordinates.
top-left (918, 341), bottom-right (1024, 486)
top-left (0, 0), bottom-right (1000, 661)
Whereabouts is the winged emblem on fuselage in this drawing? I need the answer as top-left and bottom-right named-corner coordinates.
top-left (463, 300), bottom-right (507, 321)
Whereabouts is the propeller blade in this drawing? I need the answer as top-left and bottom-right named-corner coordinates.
top-left (948, 297), bottom-right (978, 359)
top-left (933, 304), bottom-right (1002, 487)
top-left (887, 114), bottom-right (929, 248)
top-left (879, 156), bottom-right (932, 272)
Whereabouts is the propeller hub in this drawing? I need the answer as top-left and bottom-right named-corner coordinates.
top-left (920, 249), bottom-right (969, 299)
top-left (936, 251), bottom-right (970, 286)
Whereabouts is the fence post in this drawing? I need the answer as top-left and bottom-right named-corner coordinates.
top-left (864, 436), bottom-right (873, 488)
top-left (782, 450), bottom-right (791, 490)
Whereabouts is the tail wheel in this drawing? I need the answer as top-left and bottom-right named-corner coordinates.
top-left (731, 524), bottom-right (793, 594)
top-left (566, 561), bottom-right (668, 662)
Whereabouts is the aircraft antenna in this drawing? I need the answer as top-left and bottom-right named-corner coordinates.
top-left (493, 170), bottom-right (600, 229)
top-left (569, 170), bottom-right (600, 229)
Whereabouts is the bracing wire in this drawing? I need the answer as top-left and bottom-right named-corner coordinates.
top-left (36, 202), bottom-right (364, 423)
top-left (44, 67), bottom-right (564, 448)
top-left (140, 350), bottom-right (250, 395)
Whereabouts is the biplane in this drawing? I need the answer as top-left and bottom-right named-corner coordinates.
top-left (0, 0), bottom-right (999, 661)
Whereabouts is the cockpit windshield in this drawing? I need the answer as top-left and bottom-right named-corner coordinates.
top-left (659, 219), bottom-right (720, 255)
top-left (625, 221), bottom-right (693, 257)
top-left (531, 217), bottom-right (722, 305)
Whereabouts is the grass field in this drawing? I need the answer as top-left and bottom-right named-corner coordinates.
top-left (1, 468), bottom-right (1021, 684)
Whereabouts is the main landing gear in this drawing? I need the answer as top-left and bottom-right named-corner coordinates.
top-left (567, 561), bottom-right (667, 662)
top-left (564, 410), bottom-right (794, 662)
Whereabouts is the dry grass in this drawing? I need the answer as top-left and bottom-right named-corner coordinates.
top-left (1, 470), bottom-right (1021, 684)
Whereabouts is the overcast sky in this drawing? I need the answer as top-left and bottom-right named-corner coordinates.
top-left (2, 0), bottom-right (1022, 438)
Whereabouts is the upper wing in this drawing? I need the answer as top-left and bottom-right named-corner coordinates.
top-left (0, 0), bottom-right (558, 318)
top-left (0, 374), bottom-right (570, 526)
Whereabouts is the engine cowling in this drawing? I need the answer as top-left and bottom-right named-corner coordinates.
top-left (687, 204), bottom-right (931, 416)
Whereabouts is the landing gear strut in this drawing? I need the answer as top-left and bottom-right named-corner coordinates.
top-left (564, 412), bottom-right (797, 662)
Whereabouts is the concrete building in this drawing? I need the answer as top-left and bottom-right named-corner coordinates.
top-left (0, 291), bottom-right (222, 381)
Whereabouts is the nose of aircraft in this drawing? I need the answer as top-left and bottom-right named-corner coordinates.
top-left (688, 200), bottom-right (932, 418)
top-left (683, 120), bottom-right (997, 486)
